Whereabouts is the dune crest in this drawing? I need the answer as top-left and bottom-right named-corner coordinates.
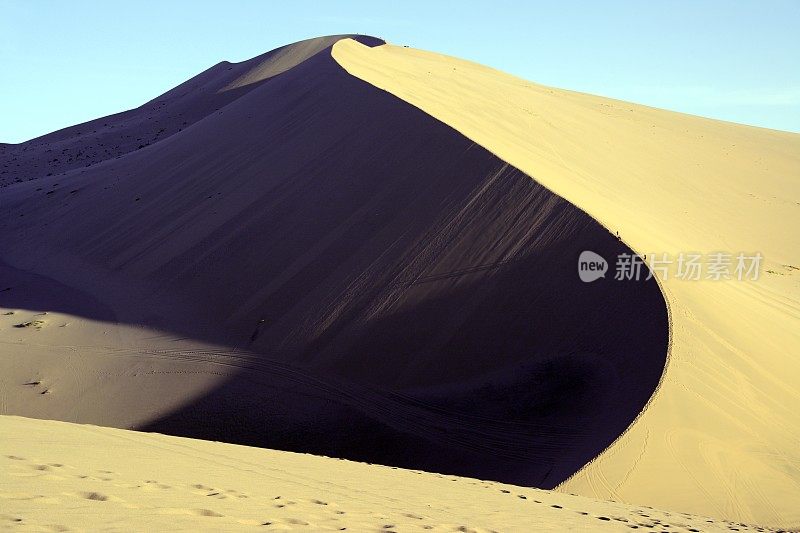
top-left (333, 38), bottom-right (800, 527)
top-left (0, 35), bottom-right (382, 187)
top-left (1, 35), bottom-right (666, 491)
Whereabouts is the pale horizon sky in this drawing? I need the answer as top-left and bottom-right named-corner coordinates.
top-left (2, 0), bottom-right (798, 143)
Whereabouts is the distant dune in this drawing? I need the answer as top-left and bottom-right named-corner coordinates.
top-left (0, 35), bottom-right (382, 188)
top-left (0, 33), bottom-right (796, 530)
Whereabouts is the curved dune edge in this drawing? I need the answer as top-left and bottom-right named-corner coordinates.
top-left (332, 39), bottom-right (800, 527)
top-left (0, 35), bottom-right (667, 489)
top-left (0, 415), bottom-right (771, 533)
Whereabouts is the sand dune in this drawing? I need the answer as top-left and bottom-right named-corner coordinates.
top-left (1, 34), bottom-right (666, 491)
top-left (0, 415), bottom-right (774, 532)
top-left (333, 39), bottom-right (800, 527)
top-left (0, 32), bottom-right (795, 530)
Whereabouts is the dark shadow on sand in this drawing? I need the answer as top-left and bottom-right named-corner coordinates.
top-left (0, 35), bottom-right (668, 489)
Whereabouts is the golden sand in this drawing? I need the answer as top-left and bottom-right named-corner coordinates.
top-left (334, 38), bottom-right (800, 527)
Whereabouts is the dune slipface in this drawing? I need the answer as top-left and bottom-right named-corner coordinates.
top-left (0, 36), bottom-right (668, 489)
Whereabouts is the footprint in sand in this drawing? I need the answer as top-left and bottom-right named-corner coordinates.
top-left (143, 480), bottom-right (170, 489)
top-left (0, 514), bottom-right (24, 524)
top-left (81, 491), bottom-right (109, 501)
top-left (194, 509), bottom-right (223, 517)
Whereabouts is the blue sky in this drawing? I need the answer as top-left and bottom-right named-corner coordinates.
top-left (2, 0), bottom-right (798, 143)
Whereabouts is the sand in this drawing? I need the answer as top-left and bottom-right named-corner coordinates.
top-left (0, 414), bottom-right (773, 532)
top-left (0, 32), bottom-right (796, 530)
top-left (333, 39), bottom-right (800, 528)
top-left (0, 35), bottom-right (667, 490)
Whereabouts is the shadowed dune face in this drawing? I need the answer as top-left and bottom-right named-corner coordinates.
top-left (0, 37), bottom-right (668, 487)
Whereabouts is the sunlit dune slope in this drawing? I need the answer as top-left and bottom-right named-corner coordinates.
top-left (334, 39), bottom-right (800, 528)
top-left (0, 415), bottom-right (773, 533)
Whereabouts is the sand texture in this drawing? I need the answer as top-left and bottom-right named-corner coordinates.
top-left (0, 415), bottom-right (776, 532)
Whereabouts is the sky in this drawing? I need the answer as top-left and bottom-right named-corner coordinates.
top-left (1, 0), bottom-right (798, 143)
